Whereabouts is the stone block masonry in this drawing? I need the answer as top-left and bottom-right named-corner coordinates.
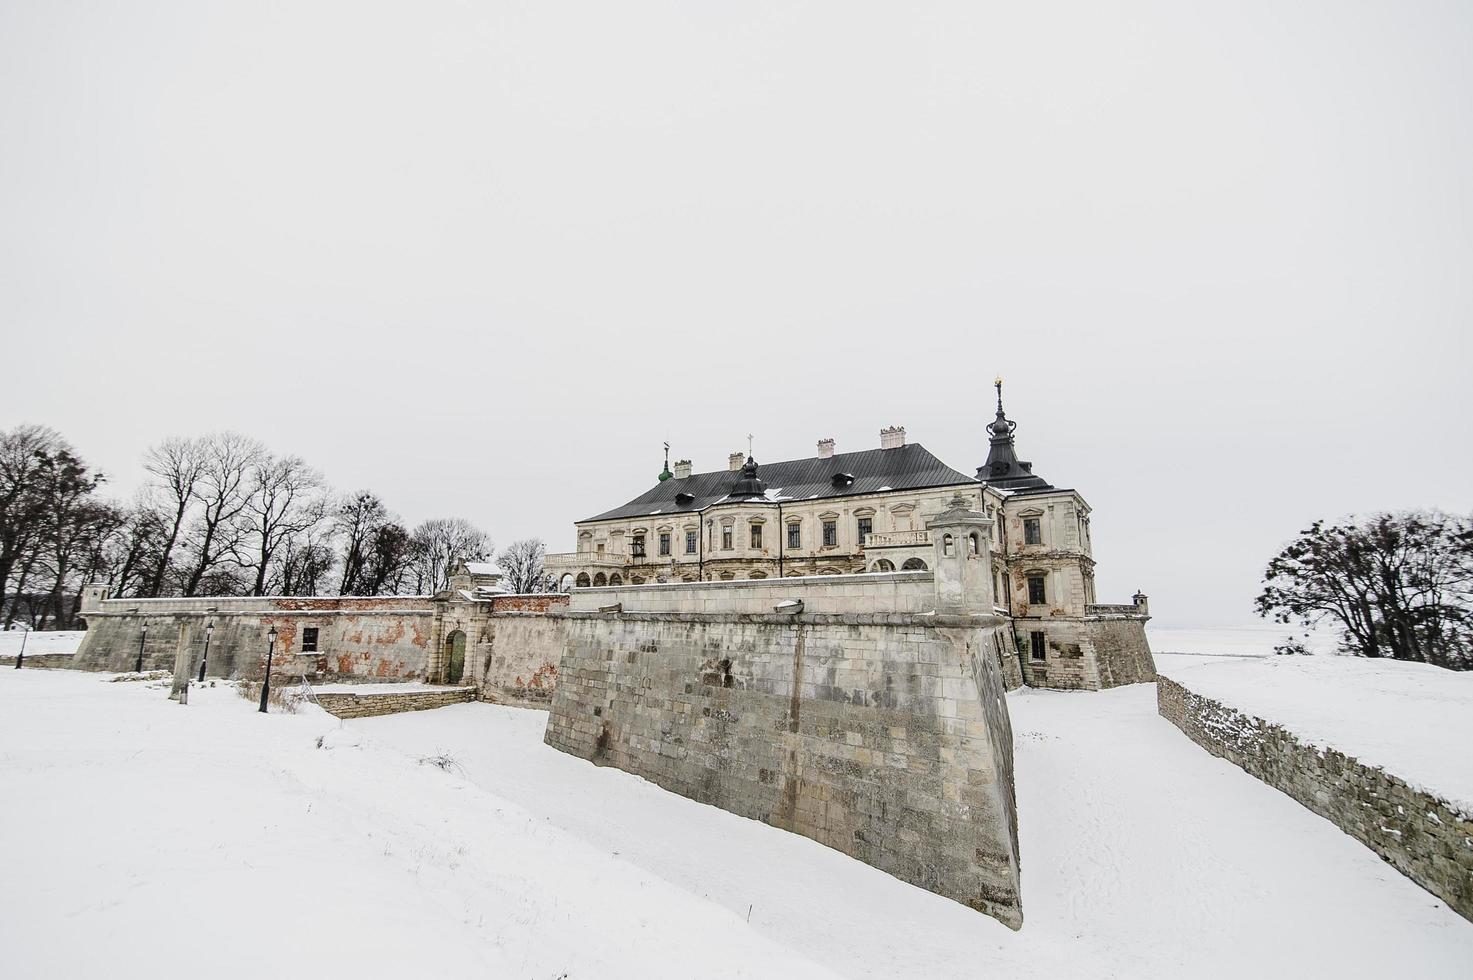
top-left (315, 687), bottom-right (475, 719)
top-left (1157, 677), bottom-right (1473, 923)
top-left (545, 610), bottom-right (1024, 929)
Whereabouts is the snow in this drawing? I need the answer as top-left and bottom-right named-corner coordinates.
top-left (3, 671), bottom-right (1469, 978)
top-left (1148, 622), bottom-right (1343, 657)
top-left (1157, 654), bottom-right (1473, 815)
top-left (0, 629), bottom-right (84, 657)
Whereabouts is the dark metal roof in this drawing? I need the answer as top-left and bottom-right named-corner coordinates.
top-left (582, 443), bottom-right (978, 523)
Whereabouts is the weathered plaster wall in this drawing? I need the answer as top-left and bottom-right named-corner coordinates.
top-left (315, 687), bottom-right (475, 718)
top-left (432, 593), bottom-right (569, 703)
top-left (1158, 677), bottom-right (1472, 923)
top-left (567, 571), bottom-right (935, 616)
top-left (545, 610), bottom-right (1023, 928)
top-left (1013, 617), bottom-right (1155, 691)
top-left (72, 596), bottom-right (436, 682)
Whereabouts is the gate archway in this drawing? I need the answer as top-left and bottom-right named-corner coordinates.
top-left (444, 629), bottom-right (467, 684)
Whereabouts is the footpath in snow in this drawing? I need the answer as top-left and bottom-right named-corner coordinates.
top-left (4, 669), bottom-right (1469, 979)
top-left (1156, 654), bottom-right (1473, 815)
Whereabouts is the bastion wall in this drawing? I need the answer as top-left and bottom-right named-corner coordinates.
top-left (1157, 676), bottom-right (1472, 923)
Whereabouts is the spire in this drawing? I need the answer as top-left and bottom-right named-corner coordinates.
top-left (977, 377), bottom-right (1052, 490)
top-left (658, 441), bottom-right (673, 482)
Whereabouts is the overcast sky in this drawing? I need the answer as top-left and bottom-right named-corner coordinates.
top-left (2, 2), bottom-right (1469, 626)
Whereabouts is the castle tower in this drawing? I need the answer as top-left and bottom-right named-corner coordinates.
top-left (928, 493), bottom-right (997, 614)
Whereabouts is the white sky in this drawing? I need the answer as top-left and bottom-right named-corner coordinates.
top-left (2, 2), bottom-right (1469, 626)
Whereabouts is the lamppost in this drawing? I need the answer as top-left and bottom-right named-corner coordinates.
top-left (13, 629), bottom-right (27, 669)
top-left (134, 623), bottom-right (149, 674)
top-left (197, 622), bottom-right (214, 682)
top-left (258, 625), bottom-right (278, 714)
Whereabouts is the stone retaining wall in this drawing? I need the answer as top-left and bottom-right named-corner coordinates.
top-left (314, 687), bottom-right (476, 719)
top-left (545, 609), bottom-right (1023, 929)
top-left (1157, 676), bottom-right (1472, 922)
top-left (2, 654), bottom-right (77, 670)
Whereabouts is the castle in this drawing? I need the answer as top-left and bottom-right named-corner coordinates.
top-left (547, 381), bottom-right (1155, 690)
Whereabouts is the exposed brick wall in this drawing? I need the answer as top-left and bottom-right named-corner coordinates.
top-left (2, 654), bottom-right (77, 670)
top-left (545, 610), bottom-right (1023, 929)
top-left (1157, 677), bottom-right (1472, 922)
top-left (491, 594), bottom-right (570, 614)
top-left (315, 687), bottom-right (475, 719)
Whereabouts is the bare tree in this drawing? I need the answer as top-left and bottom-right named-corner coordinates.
top-left (407, 518), bottom-right (492, 594)
top-left (238, 453), bottom-right (327, 595)
top-left (141, 437), bottom-right (206, 596)
top-left (0, 425), bottom-right (62, 625)
top-left (179, 433), bottom-right (263, 597)
top-left (1256, 511), bottom-right (1473, 670)
top-left (496, 538), bottom-right (551, 594)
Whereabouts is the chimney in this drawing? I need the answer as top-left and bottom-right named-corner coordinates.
top-left (729, 451), bottom-right (746, 471)
top-left (817, 438), bottom-right (835, 459)
top-left (880, 425), bottom-right (906, 450)
top-left (673, 459), bottom-right (692, 480)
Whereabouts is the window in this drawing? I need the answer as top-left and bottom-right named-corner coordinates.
top-left (968, 533), bottom-right (979, 555)
top-left (685, 530), bottom-right (697, 554)
top-left (822, 520), bottom-right (837, 547)
top-left (301, 627), bottom-right (319, 653)
top-left (787, 523), bottom-right (801, 549)
top-left (943, 534), bottom-right (954, 557)
top-left (631, 534), bottom-right (646, 558)
top-left (658, 532), bottom-right (671, 557)
top-left (750, 524), bottom-right (762, 549)
top-left (1027, 574), bottom-right (1046, 604)
top-left (722, 526), bottom-right (733, 550)
top-left (1030, 631), bottom-right (1047, 661)
top-left (857, 517), bottom-right (872, 544)
top-left (1024, 518), bottom-right (1042, 546)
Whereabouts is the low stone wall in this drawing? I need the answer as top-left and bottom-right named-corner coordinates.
top-left (545, 609), bottom-right (1023, 929)
top-left (2, 654), bottom-right (77, 670)
top-left (1157, 676), bottom-right (1472, 922)
top-left (315, 686), bottom-right (476, 719)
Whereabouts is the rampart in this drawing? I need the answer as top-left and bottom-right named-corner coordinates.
top-left (1158, 676), bottom-right (1473, 923)
top-left (544, 496), bottom-right (1027, 928)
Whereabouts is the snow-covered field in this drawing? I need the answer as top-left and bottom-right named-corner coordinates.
top-left (0, 629), bottom-right (85, 657)
top-left (1148, 622), bottom-right (1342, 657)
top-left (1157, 654), bottom-right (1473, 815)
top-left (2, 670), bottom-right (1468, 978)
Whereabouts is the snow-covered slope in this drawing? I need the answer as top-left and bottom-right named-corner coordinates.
top-left (1, 670), bottom-right (1468, 979)
top-left (1157, 654), bottom-right (1473, 815)
top-left (0, 629), bottom-right (84, 657)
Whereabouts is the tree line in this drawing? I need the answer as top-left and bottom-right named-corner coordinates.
top-left (1257, 510), bottom-right (1472, 670)
top-left (0, 424), bottom-right (555, 630)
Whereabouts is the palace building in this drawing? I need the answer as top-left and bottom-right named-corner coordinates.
top-left (546, 382), bottom-right (1156, 690)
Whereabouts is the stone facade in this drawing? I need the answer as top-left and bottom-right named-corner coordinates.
top-left (1158, 677), bottom-right (1473, 923)
top-left (544, 498), bottom-right (1026, 928)
top-left (315, 687), bottom-right (476, 719)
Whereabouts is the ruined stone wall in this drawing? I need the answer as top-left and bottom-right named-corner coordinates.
top-left (544, 610), bottom-right (1023, 929)
top-left (72, 596), bottom-right (435, 682)
top-left (1158, 677), bottom-right (1472, 923)
top-left (315, 687), bottom-right (475, 719)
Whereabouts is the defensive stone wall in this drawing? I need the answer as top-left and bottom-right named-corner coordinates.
top-left (1157, 677), bottom-right (1472, 922)
top-left (546, 610), bottom-right (1022, 927)
top-left (73, 594), bottom-right (436, 682)
top-left (568, 571), bottom-right (935, 616)
top-left (315, 687), bottom-right (475, 719)
top-left (435, 593), bottom-right (570, 703)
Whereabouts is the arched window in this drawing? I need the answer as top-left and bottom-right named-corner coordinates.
top-left (559, 573), bottom-right (575, 592)
top-left (575, 573), bottom-right (591, 588)
top-left (871, 559), bottom-right (895, 573)
top-left (943, 534), bottom-right (955, 557)
top-left (968, 533), bottom-right (979, 556)
top-left (902, 557), bottom-right (927, 571)
top-left (592, 572), bottom-right (607, 587)
top-left (749, 571), bottom-right (767, 579)
top-left (719, 571), bottom-right (735, 581)
top-left (631, 575), bottom-right (646, 585)
top-left (608, 573), bottom-right (623, 586)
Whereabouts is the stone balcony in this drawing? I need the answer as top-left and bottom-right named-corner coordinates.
top-left (1085, 601), bottom-right (1149, 619)
top-left (862, 529), bottom-right (932, 549)
top-left (545, 551), bottom-right (629, 570)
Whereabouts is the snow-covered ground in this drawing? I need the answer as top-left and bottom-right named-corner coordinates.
top-left (2, 670), bottom-right (1468, 978)
top-left (312, 681), bottom-right (468, 695)
top-left (1157, 654), bottom-right (1473, 815)
top-left (0, 629), bottom-right (85, 657)
top-left (1148, 622), bottom-right (1342, 657)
